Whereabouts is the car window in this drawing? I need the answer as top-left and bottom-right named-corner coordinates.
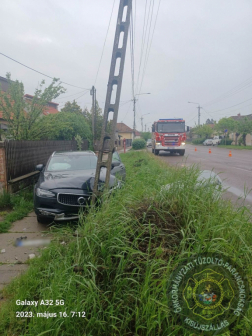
top-left (47, 155), bottom-right (97, 171)
top-left (112, 152), bottom-right (121, 162)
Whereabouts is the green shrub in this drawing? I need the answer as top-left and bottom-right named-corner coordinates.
top-left (220, 139), bottom-right (233, 145)
top-left (132, 138), bottom-right (146, 150)
top-left (192, 138), bottom-right (205, 145)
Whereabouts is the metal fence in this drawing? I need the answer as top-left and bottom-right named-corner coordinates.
top-left (4, 140), bottom-right (89, 181)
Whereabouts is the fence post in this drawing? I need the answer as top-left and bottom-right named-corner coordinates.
top-left (0, 142), bottom-right (7, 193)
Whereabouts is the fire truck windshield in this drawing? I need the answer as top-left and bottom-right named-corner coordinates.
top-left (157, 122), bottom-right (185, 133)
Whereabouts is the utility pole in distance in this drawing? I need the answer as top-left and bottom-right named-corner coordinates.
top-left (90, 86), bottom-right (96, 145)
top-left (133, 93), bottom-right (151, 136)
top-left (140, 112), bottom-right (150, 132)
top-left (188, 101), bottom-right (202, 126)
top-left (133, 97), bottom-right (136, 139)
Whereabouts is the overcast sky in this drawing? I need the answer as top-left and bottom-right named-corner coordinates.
top-left (1, 0), bottom-right (252, 131)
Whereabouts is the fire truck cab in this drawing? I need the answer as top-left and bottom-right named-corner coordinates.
top-left (151, 119), bottom-right (186, 156)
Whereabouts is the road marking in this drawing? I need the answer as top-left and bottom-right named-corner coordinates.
top-left (232, 167), bottom-right (252, 172)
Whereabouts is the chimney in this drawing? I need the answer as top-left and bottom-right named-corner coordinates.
top-left (237, 113), bottom-right (241, 116)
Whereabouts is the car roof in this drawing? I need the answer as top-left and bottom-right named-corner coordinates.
top-left (52, 150), bottom-right (96, 156)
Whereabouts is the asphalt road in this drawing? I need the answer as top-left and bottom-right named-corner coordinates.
top-left (148, 145), bottom-right (252, 206)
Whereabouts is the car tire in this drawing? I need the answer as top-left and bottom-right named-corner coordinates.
top-left (179, 150), bottom-right (185, 156)
top-left (37, 215), bottom-right (52, 224)
top-left (154, 149), bottom-right (159, 155)
top-left (152, 148), bottom-right (154, 153)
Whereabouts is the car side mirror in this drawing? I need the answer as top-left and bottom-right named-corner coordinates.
top-left (35, 164), bottom-right (44, 172)
top-left (111, 161), bottom-right (120, 169)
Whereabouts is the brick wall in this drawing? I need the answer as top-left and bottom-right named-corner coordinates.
top-left (0, 142), bottom-right (7, 193)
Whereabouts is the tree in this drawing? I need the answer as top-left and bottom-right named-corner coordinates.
top-left (38, 112), bottom-right (92, 142)
top-left (236, 117), bottom-right (252, 146)
top-left (193, 124), bottom-right (213, 139)
top-left (0, 73), bottom-right (65, 140)
top-left (215, 117), bottom-right (238, 144)
top-left (82, 101), bottom-right (103, 141)
top-left (61, 100), bottom-right (83, 114)
top-left (140, 132), bottom-right (152, 141)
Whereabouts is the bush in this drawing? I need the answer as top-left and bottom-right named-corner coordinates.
top-left (192, 138), bottom-right (205, 145)
top-left (132, 138), bottom-right (146, 150)
top-left (219, 139), bottom-right (233, 145)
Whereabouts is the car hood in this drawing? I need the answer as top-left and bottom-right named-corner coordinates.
top-left (38, 168), bottom-right (116, 191)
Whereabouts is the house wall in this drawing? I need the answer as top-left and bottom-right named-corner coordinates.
top-left (229, 133), bottom-right (252, 146)
top-left (118, 132), bottom-right (133, 140)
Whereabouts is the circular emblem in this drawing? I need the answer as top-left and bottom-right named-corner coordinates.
top-left (77, 197), bottom-right (85, 205)
top-left (167, 253), bottom-right (250, 335)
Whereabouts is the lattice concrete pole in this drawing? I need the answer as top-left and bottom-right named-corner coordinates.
top-left (92, 0), bottom-right (132, 203)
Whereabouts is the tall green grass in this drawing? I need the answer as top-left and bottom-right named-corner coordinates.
top-left (0, 151), bottom-right (251, 335)
top-left (0, 188), bottom-right (33, 232)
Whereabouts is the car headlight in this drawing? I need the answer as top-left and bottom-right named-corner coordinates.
top-left (181, 142), bottom-right (186, 145)
top-left (156, 142), bottom-right (161, 145)
top-left (36, 188), bottom-right (55, 198)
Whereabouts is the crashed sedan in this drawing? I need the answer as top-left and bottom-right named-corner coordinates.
top-left (34, 150), bottom-right (125, 223)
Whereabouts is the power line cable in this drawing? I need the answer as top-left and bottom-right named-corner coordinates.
top-left (56, 90), bottom-right (88, 101)
top-left (138, 0), bottom-right (155, 95)
top-left (94, 0), bottom-right (116, 86)
top-left (0, 52), bottom-right (89, 90)
top-left (144, 0), bottom-right (162, 78)
top-left (135, 0), bottom-right (148, 94)
top-left (203, 75), bottom-right (252, 107)
top-left (136, 0), bottom-right (154, 94)
top-left (121, 101), bottom-right (133, 121)
top-left (203, 97), bottom-right (252, 114)
top-left (129, 8), bottom-right (135, 99)
top-left (138, 0), bottom-right (161, 95)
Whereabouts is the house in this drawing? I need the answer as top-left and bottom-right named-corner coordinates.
top-left (229, 113), bottom-right (252, 145)
top-left (24, 94), bottom-right (59, 115)
top-left (116, 122), bottom-right (141, 141)
top-left (0, 76), bottom-right (59, 138)
top-left (0, 76), bottom-right (11, 134)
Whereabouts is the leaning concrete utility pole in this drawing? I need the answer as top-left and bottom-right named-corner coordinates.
top-left (92, 0), bottom-right (132, 204)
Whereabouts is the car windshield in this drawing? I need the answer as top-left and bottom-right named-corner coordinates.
top-left (157, 122), bottom-right (185, 133)
top-left (47, 154), bottom-right (97, 171)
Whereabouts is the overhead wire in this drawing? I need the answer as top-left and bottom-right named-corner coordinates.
top-left (143, 0), bottom-right (162, 80)
top-left (203, 75), bottom-right (252, 107)
top-left (135, 0), bottom-right (148, 95)
top-left (202, 97), bottom-right (252, 115)
top-left (129, 6), bottom-right (135, 100)
top-left (0, 52), bottom-right (89, 90)
top-left (136, 0), bottom-right (154, 94)
top-left (94, 0), bottom-right (116, 86)
top-left (138, 0), bottom-right (155, 95)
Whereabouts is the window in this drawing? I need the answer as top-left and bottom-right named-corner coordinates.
top-left (47, 155), bottom-right (97, 171)
top-left (157, 122), bottom-right (185, 133)
top-left (112, 152), bottom-right (121, 162)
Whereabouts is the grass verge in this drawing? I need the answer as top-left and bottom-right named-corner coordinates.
top-left (218, 145), bottom-right (252, 150)
top-left (0, 188), bottom-right (33, 233)
top-left (0, 151), bottom-right (251, 335)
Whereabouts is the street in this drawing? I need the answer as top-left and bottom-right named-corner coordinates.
top-left (148, 145), bottom-right (252, 206)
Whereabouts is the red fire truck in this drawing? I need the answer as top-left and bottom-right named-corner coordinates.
top-left (151, 119), bottom-right (186, 156)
